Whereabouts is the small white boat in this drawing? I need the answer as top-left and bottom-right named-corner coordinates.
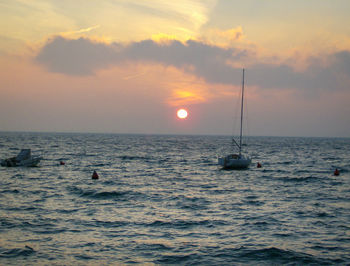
top-left (218, 69), bottom-right (251, 169)
top-left (218, 153), bottom-right (251, 169)
top-left (1, 149), bottom-right (42, 167)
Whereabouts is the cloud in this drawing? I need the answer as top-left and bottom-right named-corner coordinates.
top-left (35, 36), bottom-right (246, 81)
top-left (36, 36), bottom-right (121, 75)
top-left (203, 27), bottom-right (245, 47)
top-left (35, 36), bottom-right (350, 92)
top-left (121, 1), bottom-right (215, 30)
top-left (249, 51), bottom-right (350, 93)
top-left (169, 90), bottom-right (206, 106)
top-left (59, 25), bottom-right (101, 37)
top-left (122, 39), bottom-right (247, 83)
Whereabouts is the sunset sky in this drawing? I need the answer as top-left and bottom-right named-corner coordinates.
top-left (1, 0), bottom-right (349, 137)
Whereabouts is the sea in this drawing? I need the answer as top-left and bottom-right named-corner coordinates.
top-left (0, 132), bottom-right (349, 265)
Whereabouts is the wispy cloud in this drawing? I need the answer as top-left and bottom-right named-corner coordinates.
top-left (123, 71), bottom-right (147, 80)
top-left (203, 27), bottom-right (245, 47)
top-left (121, 0), bottom-right (215, 30)
top-left (59, 25), bottom-right (100, 37)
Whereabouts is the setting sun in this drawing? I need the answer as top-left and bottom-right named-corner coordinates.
top-left (177, 108), bottom-right (188, 119)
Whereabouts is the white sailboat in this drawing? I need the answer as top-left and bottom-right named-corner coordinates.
top-left (1, 149), bottom-right (42, 167)
top-left (218, 69), bottom-right (251, 169)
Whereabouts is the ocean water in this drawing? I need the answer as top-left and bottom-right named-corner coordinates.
top-left (0, 132), bottom-right (349, 265)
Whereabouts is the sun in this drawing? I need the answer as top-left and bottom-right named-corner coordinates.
top-left (177, 108), bottom-right (188, 119)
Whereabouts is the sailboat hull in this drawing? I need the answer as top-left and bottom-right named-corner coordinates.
top-left (218, 154), bottom-right (251, 169)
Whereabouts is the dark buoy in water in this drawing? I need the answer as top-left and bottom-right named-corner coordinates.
top-left (257, 162), bottom-right (262, 168)
top-left (60, 161), bottom-right (65, 165)
top-left (334, 168), bottom-right (340, 176)
top-left (92, 170), bottom-right (99, 179)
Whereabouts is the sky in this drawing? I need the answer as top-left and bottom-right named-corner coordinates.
top-left (0, 0), bottom-right (349, 137)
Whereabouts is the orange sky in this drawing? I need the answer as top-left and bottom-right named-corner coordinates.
top-left (0, 0), bottom-right (349, 137)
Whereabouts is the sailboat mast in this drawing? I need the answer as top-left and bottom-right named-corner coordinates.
top-left (239, 68), bottom-right (245, 155)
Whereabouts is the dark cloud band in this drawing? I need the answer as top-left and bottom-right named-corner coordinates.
top-left (36, 36), bottom-right (350, 92)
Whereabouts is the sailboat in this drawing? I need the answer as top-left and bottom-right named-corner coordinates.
top-left (218, 69), bottom-right (251, 169)
top-left (1, 149), bottom-right (42, 167)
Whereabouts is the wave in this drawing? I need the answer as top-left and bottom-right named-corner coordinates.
top-left (278, 175), bottom-right (320, 182)
top-left (142, 218), bottom-right (228, 230)
top-left (89, 163), bottom-right (107, 167)
top-left (10, 174), bottom-right (25, 179)
top-left (0, 216), bottom-right (59, 231)
top-left (154, 246), bottom-right (340, 265)
top-left (239, 246), bottom-right (339, 265)
top-left (145, 219), bottom-right (212, 229)
top-left (0, 217), bottom-right (18, 229)
top-left (117, 155), bottom-right (152, 161)
top-left (67, 186), bottom-right (145, 201)
top-left (0, 245), bottom-right (35, 258)
top-left (93, 220), bottom-right (129, 228)
top-left (79, 190), bottom-right (127, 200)
top-left (1, 189), bottom-right (20, 194)
top-left (156, 253), bottom-right (201, 264)
top-left (212, 246), bottom-right (341, 265)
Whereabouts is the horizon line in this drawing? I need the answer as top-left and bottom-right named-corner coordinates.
top-left (0, 130), bottom-right (348, 139)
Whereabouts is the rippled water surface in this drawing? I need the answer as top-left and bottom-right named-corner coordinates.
top-left (0, 132), bottom-right (349, 265)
